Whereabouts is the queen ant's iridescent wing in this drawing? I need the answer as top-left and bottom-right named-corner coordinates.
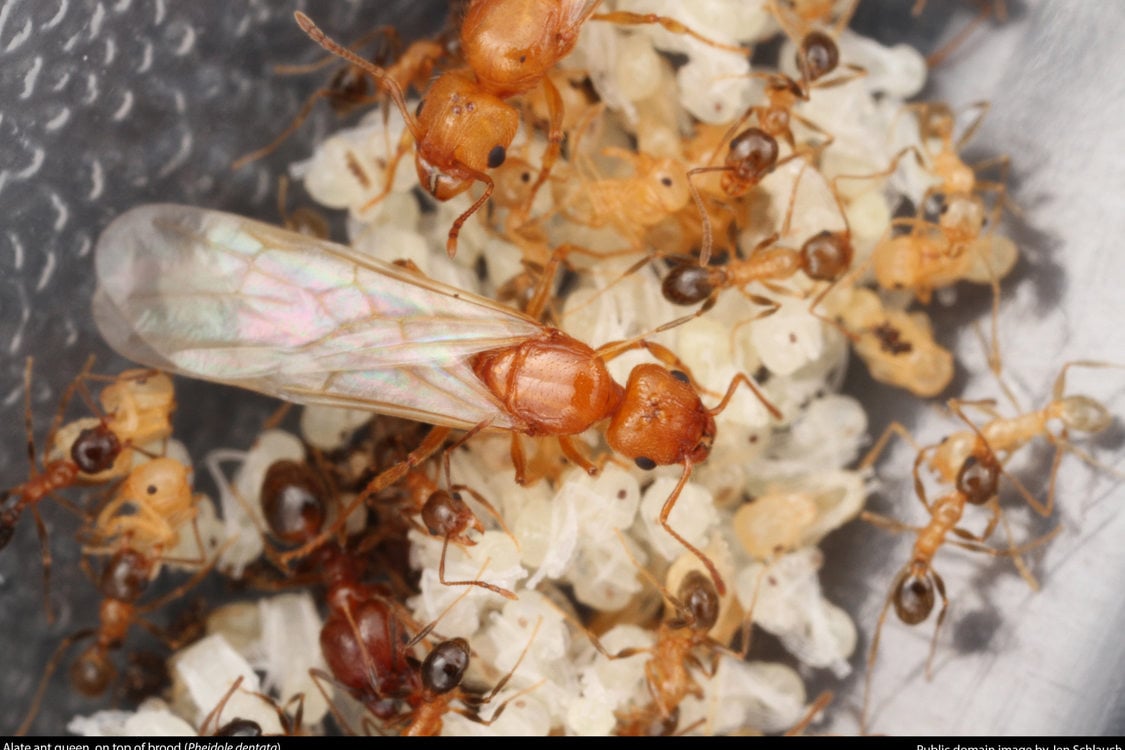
top-left (93, 204), bottom-right (543, 431)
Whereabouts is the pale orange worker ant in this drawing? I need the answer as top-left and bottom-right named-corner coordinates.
top-left (547, 146), bottom-right (694, 251)
top-left (16, 546), bottom-right (216, 735)
top-left (911, 361), bottom-right (1125, 518)
top-left (561, 564), bottom-right (730, 733)
top-left (890, 101), bottom-right (1015, 250)
top-left (686, 48), bottom-right (863, 264)
top-left (659, 160), bottom-right (856, 351)
top-left (1, 359), bottom-right (126, 621)
top-left (47, 364), bottom-right (177, 484)
top-left (864, 104), bottom-right (1016, 344)
top-left (294, 1), bottom-right (746, 258)
top-left (858, 443), bottom-right (1058, 733)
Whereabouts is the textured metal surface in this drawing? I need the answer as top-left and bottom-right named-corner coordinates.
top-left (0, 0), bottom-right (1122, 737)
top-left (0, 0), bottom-right (445, 734)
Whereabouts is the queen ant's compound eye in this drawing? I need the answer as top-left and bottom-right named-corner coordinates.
top-left (635, 456), bottom-right (657, 471)
top-left (670, 370), bottom-right (690, 384)
top-left (487, 144), bottom-right (507, 168)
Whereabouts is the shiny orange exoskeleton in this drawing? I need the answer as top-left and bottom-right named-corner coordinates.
top-left (295, 1), bottom-right (745, 257)
top-left (95, 206), bottom-right (784, 596)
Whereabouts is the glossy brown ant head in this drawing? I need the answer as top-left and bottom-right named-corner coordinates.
top-left (71, 424), bottom-right (123, 475)
top-left (893, 566), bottom-right (935, 625)
top-left (99, 548), bottom-right (152, 602)
top-left (421, 638), bottom-right (471, 695)
top-left (798, 31), bottom-right (839, 82)
top-left (71, 645), bottom-right (116, 697)
top-left (801, 230), bottom-right (853, 281)
top-left (606, 364), bottom-right (716, 469)
top-left (1057, 395), bottom-right (1113, 434)
top-left (214, 718), bottom-right (264, 737)
top-left (726, 127), bottom-right (779, 182)
top-left (422, 490), bottom-right (484, 543)
top-left (662, 265), bottom-right (715, 306)
top-left (261, 460), bottom-right (330, 545)
top-left (413, 72), bottom-right (520, 201)
top-left (670, 570), bottom-right (720, 632)
top-left (955, 455), bottom-right (999, 505)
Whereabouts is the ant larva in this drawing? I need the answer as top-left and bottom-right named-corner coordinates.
top-left (294, 1), bottom-right (745, 258)
top-left (833, 286), bottom-right (953, 398)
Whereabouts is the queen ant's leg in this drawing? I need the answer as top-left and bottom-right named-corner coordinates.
top-left (518, 74), bottom-right (564, 223)
top-left (659, 459), bottom-right (726, 596)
